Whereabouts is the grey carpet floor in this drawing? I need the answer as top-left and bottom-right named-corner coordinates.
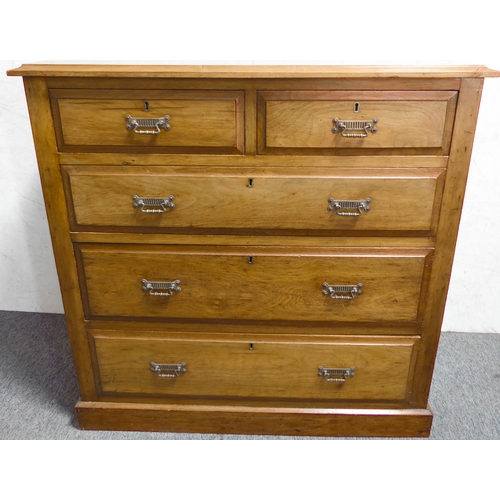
top-left (1, 310), bottom-right (499, 439)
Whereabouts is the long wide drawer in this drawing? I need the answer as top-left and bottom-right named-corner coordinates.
top-left (258, 90), bottom-right (457, 154)
top-left (77, 245), bottom-right (432, 323)
top-left (64, 166), bottom-right (444, 234)
top-left (49, 89), bottom-right (245, 154)
top-left (90, 331), bottom-right (418, 402)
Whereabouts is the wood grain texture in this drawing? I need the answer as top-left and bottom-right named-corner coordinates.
top-left (22, 78), bottom-right (97, 400)
top-left (59, 153), bottom-right (449, 168)
top-left (77, 244), bottom-right (432, 323)
top-left (75, 402), bottom-right (433, 437)
top-left (45, 76), bottom-right (464, 92)
top-left (70, 232), bottom-right (437, 248)
top-left (64, 166), bottom-right (445, 233)
top-left (10, 64), bottom-right (498, 437)
top-left (8, 64), bottom-right (500, 78)
top-left (90, 332), bottom-right (417, 402)
top-left (85, 323), bottom-right (424, 339)
top-left (259, 91), bottom-right (457, 154)
top-left (50, 89), bottom-right (244, 154)
top-left (411, 78), bottom-right (486, 406)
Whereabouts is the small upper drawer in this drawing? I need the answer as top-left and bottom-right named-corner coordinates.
top-left (49, 89), bottom-right (245, 154)
top-left (258, 91), bottom-right (457, 155)
top-left (63, 166), bottom-right (444, 235)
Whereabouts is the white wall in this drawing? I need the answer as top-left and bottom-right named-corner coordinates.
top-left (0, 61), bottom-right (64, 313)
top-left (1, 2), bottom-right (500, 332)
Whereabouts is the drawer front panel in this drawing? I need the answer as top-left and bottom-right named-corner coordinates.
top-left (65, 166), bottom-right (444, 233)
top-left (78, 245), bottom-right (431, 323)
top-left (50, 89), bottom-right (245, 153)
top-left (91, 332), bottom-right (417, 402)
top-left (258, 91), bottom-right (457, 154)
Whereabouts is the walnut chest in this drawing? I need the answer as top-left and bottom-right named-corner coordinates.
top-left (8, 64), bottom-right (499, 437)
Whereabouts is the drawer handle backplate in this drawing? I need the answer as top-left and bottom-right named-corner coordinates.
top-left (142, 279), bottom-right (181, 296)
top-left (323, 282), bottom-right (363, 300)
top-left (150, 362), bottom-right (187, 378)
top-left (332, 118), bottom-right (378, 138)
top-left (126, 114), bottom-right (171, 134)
top-left (133, 195), bottom-right (175, 213)
top-left (318, 366), bottom-right (355, 383)
top-left (328, 197), bottom-right (371, 217)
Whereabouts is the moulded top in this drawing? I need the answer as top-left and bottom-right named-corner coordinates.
top-left (7, 64), bottom-right (500, 79)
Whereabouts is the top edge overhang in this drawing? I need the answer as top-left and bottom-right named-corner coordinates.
top-left (7, 64), bottom-right (500, 79)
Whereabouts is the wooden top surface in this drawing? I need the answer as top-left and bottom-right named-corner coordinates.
top-left (7, 64), bottom-right (500, 79)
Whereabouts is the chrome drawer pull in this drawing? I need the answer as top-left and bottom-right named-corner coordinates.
top-left (328, 197), bottom-right (371, 217)
top-left (142, 279), bottom-right (181, 296)
top-left (150, 362), bottom-right (187, 378)
top-left (125, 114), bottom-right (171, 134)
top-left (323, 282), bottom-right (363, 300)
top-left (332, 118), bottom-right (378, 138)
top-left (133, 195), bottom-right (175, 213)
top-left (318, 366), bottom-right (355, 383)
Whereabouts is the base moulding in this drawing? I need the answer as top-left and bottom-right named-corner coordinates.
top-left (75, 402), bottom-right (433, 437)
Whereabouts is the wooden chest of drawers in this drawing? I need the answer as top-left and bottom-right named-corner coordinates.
top-left (8, 64), bottom-right (499, 437)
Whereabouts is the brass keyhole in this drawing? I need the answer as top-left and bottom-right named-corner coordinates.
top-left (144, 101), bottom-right (150, 112)
top-left (354, 102), bottom-right (360, 113)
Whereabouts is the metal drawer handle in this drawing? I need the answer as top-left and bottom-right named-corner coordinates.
top-left (125, 114), bottom-right (171, 134)
top-left (328, 197), bottom-right (371, 217)
top-left (133, 195), bottom-right (175, 213)
top-left (142, 279), bottom-right (181, 296)
top-left (332, 118), bottom-right (378, 138)
top-left (150, 362), bottom-right (187, 378)
top-left (318, 366), bottom-right (355, 383)
top-left (323, 282), bottom-right (363, 300)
